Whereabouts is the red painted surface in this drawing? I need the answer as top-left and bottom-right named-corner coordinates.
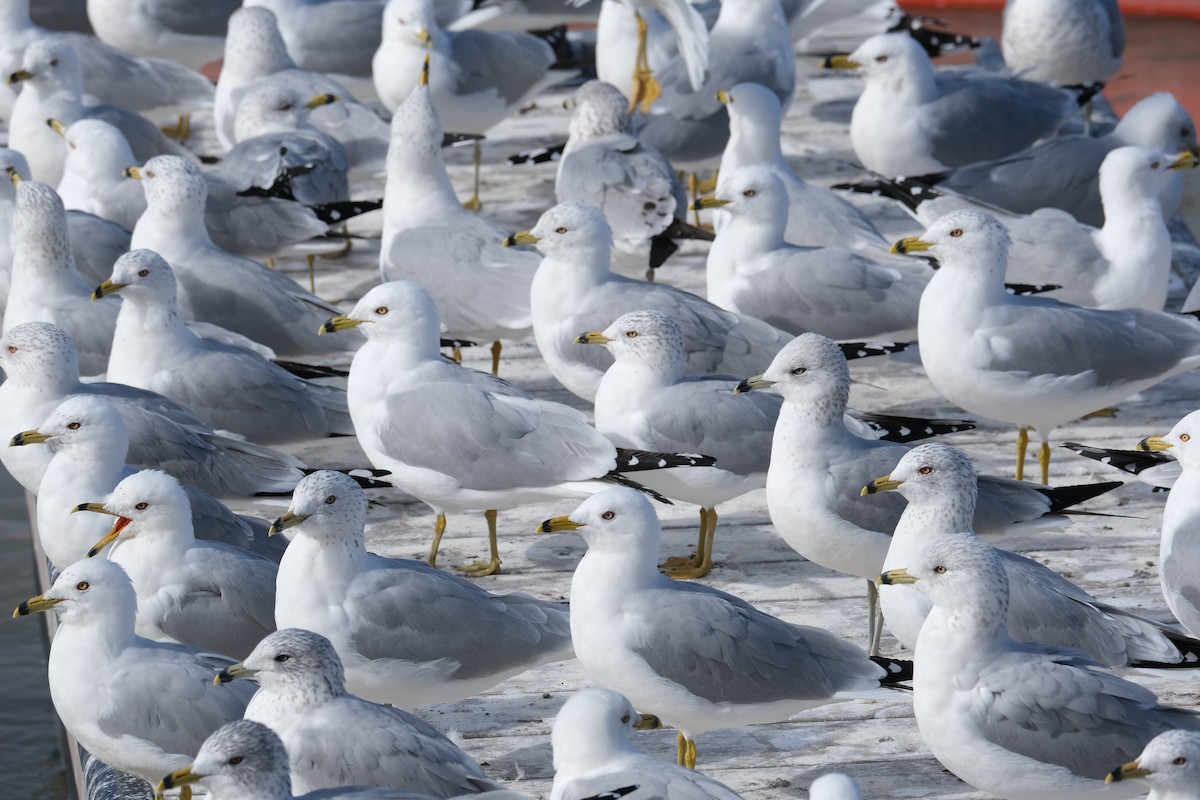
top-left (903, 0), bottom-right (1200, 16)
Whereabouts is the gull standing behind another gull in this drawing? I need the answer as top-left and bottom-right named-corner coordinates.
top-left (880, 535), bottom-right (1200, 800)
top-left (243, 0), bottom-right (383, 83)
top-left (515, 201), bottom-right (794, 402)
top-left (77, 469), bottom-right (277, 659)
top-left (372, 0), bottom-right (556, 208)
top-left (1106, 730), bottom-right (1200, 800)
top-left (129, 155), bottom-right (359, 358)
top-left (896, 209), bottom-right (1200, 484)
top-left (1002, 0), bottom-right (1123, 87)
top-left (3, 179), bottom-right (117, 377)
top-left (380, 60), bottom-right (537, 375)
top-left (13, 558), bottom-right (255, 796)
top-left (870, 443), bottom-right (1200, 668)
top-left (698, 166), bottom-right (927, 340)
top-left (828, 32), bottom-right (1082, 177)
top-left (267, 470), bottom-right (575, 706)
top-left (736, 332), bottom-right (1122, 652)
top-left (321, 281), bottom-right (714, 575)
top-left (713, 82), bottom-right (885, 250)
top-left (550, 688), bottom-right (744, 800)
top-left (13, 395), bottom-right (282, 573)
top-left (0, 322), bottom-right (306, 497)
top-left (217, 628), bottom-right (505, 796)
top-left (95, 250), bottom-right (354, 445)
top-left (540, 488), bottom-right (913, 769)
top-left (86, 0), bottom-right (238, 70)
top-left (53, 118), bottom-right (148, 231)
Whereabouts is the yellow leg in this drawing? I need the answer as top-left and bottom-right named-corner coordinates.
top-left (1015, 426), bottom-right (1029, 481)
top-left (661, 508), bottom-right (707, 569)
top-left (462, 143), bottom-right (482, 211)
top-left (458, 509), bottom-right (502, 576)
top-left (867, 578), bottom-right (883, 656)
top-left (452, 346), bottom-right (463, 364)
top-left (629, 12), bottom-right (663, 114)
top-left (667, 507), bottom-right (717, 579)
top-left (676, 731), bottom-right (687, 766)
top-left (267, 257), bottom-right (276, 269)
top-left (688, 172), bottom-right (702, 227)
top-left (685, 738), bottom-right (698, 770)
top-left (161, 113), bottom-right (190, 141)
top-left (181, 787), bottom-right (192, 800)
top-left (696, 170), bottom-right (719, 193)
top-left (429, 513), bottom-right (447, 566)
top-left (306, 253), bottom-right (316, 294)
top-left (1038, 440), bottom-right (1051, 486)
top-left (490, 340), bottom-right (502, 376)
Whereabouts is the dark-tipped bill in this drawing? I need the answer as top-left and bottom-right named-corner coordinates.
top-left (538, 515), bottom-right (584, 533)
top-left (503, 230), bottom-right (538, 247)
top-left (306, 93), bottom-right (337, 109)
top-left (820, 54), bottom-right (860, 70)
top-left (690, 194), bottom-right (730, 212)
top-left (14, 593), bottom-right (63, 618)
top-left (214, 662), bottom-right (256, 685)
top-left (1106, 760), bottom-right (1150, 784)
top-left (158, 765), bottom-right (204, 796)
top-left (633, 713), bottom-right (662, 730)
top-left (9, 429), bottom-right (49, 447)
top-left (734, 375), bottom-right (774, 394)
top-left (92, 279), bottom-right (128, 301)
top-left (878, 568), bottom-right (917, 586)
top-left (862, 475), bottom-right (903, 496)
top-left (574, 331), bottom-right (613, 345)
top-left (1137, 436), bottom-right (1172, 452)
top-left (319, 314), bottom-right (363, 335)
top-left (7, 69), bottom-right (33, 85)
top-left (268, 510), bottom-right (309, 537)
top-left (891, 236), bottom-right (932, 255)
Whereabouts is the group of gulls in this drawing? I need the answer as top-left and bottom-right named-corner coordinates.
top-left (6, 0), bottom-right (1200, 799)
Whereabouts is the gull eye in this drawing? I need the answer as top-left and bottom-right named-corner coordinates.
top-left (625, 330), bottom-right (638, 338)
top-left (137, 269), bottom-right (149, 277)
top-left (949, 228), bottom-right (964, 238)
top-left (620, 713), bottom-right (631, 724)
top-left (67, 422), bottom-right (81, 430)
top-left (76, 581), bottom-right (89, 591)
top-left (933, 565), bottom-right (946, 574)
top-left (1183, 127), bottom-right (1191, 138)
top-left (279, 103), bottom-right (293, 112)
top-left (274, 653), bottom-right (290, 662)
top-left (875, 55), bottom-right (888, 63)
top-left (324, 495), bottom-right (337, 505)
top-left (1151, 161), bottom-right (1161, 169)
top-left (918, 466), bottom-right (933, 475)
top-left (135, 502), bottom-right (148, 511)
top-left (145, 170), bottom-right (155, 179)
top-left (1182, 434), bottom-right (1192, 443)
top-left (791, 367), bottom-right (806, 375)
top-left (50, 58), bottom-right (59, 67)
top-left (228, 756), bottom-right (244, 766)
top-left (601, 510), bottom-right (615, 520)
top-left (555, 226), bottom-right (568, 234)
top-left (6, 345), bottom-right (16, 354)
top-left (375, 306), bottom-right (389, 315)
top-left (742, 189), bottom-right (756, 198)
top-left (1174, 757), bottom-right (1187, 765)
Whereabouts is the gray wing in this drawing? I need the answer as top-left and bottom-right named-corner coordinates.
top-left (96, 641), bottom-right (254, 759)
top-left (975, 647), bottom-right (1200, 777)
top-left (202, 173), bottom-right (328, 257)
top-left (65, 33), bottom-right (214, 110)
top-left (728, 249), bottom-right (924, 339)
top-left (287, 698), bottom-right (497, 797)
top-left (827, 438), bottom-right (912, 533)
top-left (447, 29), bottom-right (554, 104)
top-left (373, 377), bottom-right (613, 490)
top-left (924, 76), bottom-right (1073, 167)
top-left (626, 580), bottom-right (883, 704)
top-left (283, 1), bottom-right (382, 77)
top-left (972, 476), bottom-right (1056, 533)
top-left (221, 131), bottom-right (349, 206)
top-left (65, 210), bottom-right (130, 287)
top-left (633, 376), bottom-right (779, 476)
top-left (152, 0), bottom-right (241, 36)
top-left (182, 486), bottom-right (285, 560)
top-left (1006, 210), bottom-right (1104, 293)
top-left (87, 105), bottom-right (194, 164)
top-left (972, 299), bottom-right (1200, 385)
top-left (345, 555), bottom-right (572, 677)
top-left (154, 543), bottom-right (278, 659)
top-left (557, 135), bottom-right (680, 241)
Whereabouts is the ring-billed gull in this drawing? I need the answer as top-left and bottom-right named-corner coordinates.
top-left (541, 487), bottom-right (912, 768)
top-left (1063, 441), bottom-right (1180, 490)
top-left (380, 65), bottom-right (537, 373)
top-left (3, 179), bottom-right (118, 377)
top-left (699, 166), bottom-right (926, 340)
top-left (86, 0), bottom-right (238, 70)
top-left (896, 209), bottom-right (1200, 484)
top-left (7, 38), bottom-right (193, 187)
top-left (322, 280), bottom-right (712, 575)
top-left (894, 92), bottom-right (1199, 227)
top-left (593, 0), bottom-right (709, 113)
top-left (53, 118), bottom-right (148, 231)
top-left (217, 628), bottom-right (505, 796)
top-left (0, 322), bottom-right (306, 497)
top-left (96, 250), bottom-right (354, 445)
top-left (77, 469), bottom-right (277, 659)
top-left (736, 332), bottom-right (1120, 651)
top-left (714, 82), bottom-right (885, 250)
top-left (1002, 0), bottom-right (1123, 87)
top-left (13, 558), bottom-right (255, 795)
top-left (870, 443), bottom-right (1200, 668)
top-left (879, 535), bottom-right (1200, 800)
top-left (829, 32), bottom-right (1082, 177)
top-left (243, 0), bottom-right (382, 82)
top-left (550, 688), bottom-right (742, 800)
top-left (1106, 730), bottom-right (1200, 800)
top-left (12, 395), bottom-right (282, 572)
top-left (515, 201), bottom-right (793, 402)
top-left (267, 470), bottom-right (575, 706)
top-left (1137, 410), bottom-right (1200, 640)
top-left (372, 0), bottom-right (557, 208)
top-left (128, 155), bottom-right (358, 357)
top-left (216, 6), bottom-right (391, 165)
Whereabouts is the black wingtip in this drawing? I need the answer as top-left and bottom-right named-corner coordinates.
top-left (840, 341), bottom-right (911, 361)
top-left (613, 448), bottom-right (718, 471)
top-left (1038, 481), bottom-right (1123, 514)
top-left (870, 655), bottom-right (915, 684)
top-left (856, 413), bottom-right (976, 443)
top-left (1060, 442), bottom-right (1175, 477)
top-left (507, 141), bottom-right (566, 165)
top-left (601, 472), bottom-right (673, 504)
top-left (309, 199), bottom-right (384, 225)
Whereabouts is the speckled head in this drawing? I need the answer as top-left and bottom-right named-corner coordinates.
top-left (239, 628), bottom-right (347, 697)
top-left (886, 443), bottom-right (980, 509)
top-left (276, 469), bottom-right (369, 543)
top-left (223, 6), bottom-right (293, 77)
top-left (0, 321), bottom-right (80, 387)
top-left (1111, 729), bottom-right (1200, 792)
top-left (568, 80), bottom-right (632, 140)
top-left (13, 180), bottom-right (71, 268)
top-left (172, 720), bottom-right (292, 800)
top-left (598, 310), bottom-right (687, 377)
top-left (889, 534), bottom-right (1009, 624)
top-left (102, 249), bottom-right (179, 308)
top-left (389, 70), bottom-right (444, 163)
top-left (759, 332), bottom-right (851, 414)
top-left (134, 155), bottom-right (209, 219)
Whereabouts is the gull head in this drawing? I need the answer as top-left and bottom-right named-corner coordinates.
top-left (324, 280), bottom-right (442, 354)
top-left (710, 165), bottom-right (788, 225)
top-left (1099, 146), bottom-right (1192, 203)
top-left (160, 720), bottom-right (291, 800)
top-left (0, 148), bottom-right (31, 202)
top-left (743, 333), bottom-right (850, 413)
top-left (893, 210), bottom-right (1011, 275)
top-left (131, 155), bottom-right (208, 218)
top-left (221, 628), bottom-right (347, 698)
top-left (14, 395), bottom-right (129, 456)
top-left (584, 310), bottom-right (687, 377)
top-left (1140, 409), bottom-right (1200, 468)
top-left (1107, 730), bottom-right (1200, 791)
top-left (389, 70), bottom-right (444, 163)
top-left (539, 486), bottom-right (663, 559)
top-left (723, 82), bottom-right (784, 138)
top-left (552, 688), bottom-right (662, 776)
top-left (527, 202), bottom-right (614, 265)
top-left (0, 321), bottom-right (80, 387)
top-left (95, 249), bottom-right (177, 305)
top-left (567, 80), bottom-right (632, 140)
top-left (864, 443), bottom-right (979, 509)
top-left (13, 180), bottom-right (70, 266)
top-left (847, 32), bottom-right (930, 85)
top-left (223, 7), bottom-right (292, 78)
top-left (61, 119), bottom-right (137, 183)
top-left (881, 535), bottom-right (1009, 624)
top-left (14, 558), bottom-right (137, 629)
top-left (270, 469), bottom-right (368, 542)
top-left (1114, 92), bottom-right (1198, 154)
top-left (382, 0), bottom-right (438, 45)
top-left (234, 82), bottom-right (334, 140)
top-left (84, 469), bottom-right (194, 556)
top-left (11, 38), bottom-right (82, 93)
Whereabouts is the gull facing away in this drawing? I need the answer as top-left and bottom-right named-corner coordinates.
top-left (541, 488), bottom-right (913, 769)
top-left (86, 0), bottom-right (238, 70)
top-left (1002, 0), bottom-right (1124, 87)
